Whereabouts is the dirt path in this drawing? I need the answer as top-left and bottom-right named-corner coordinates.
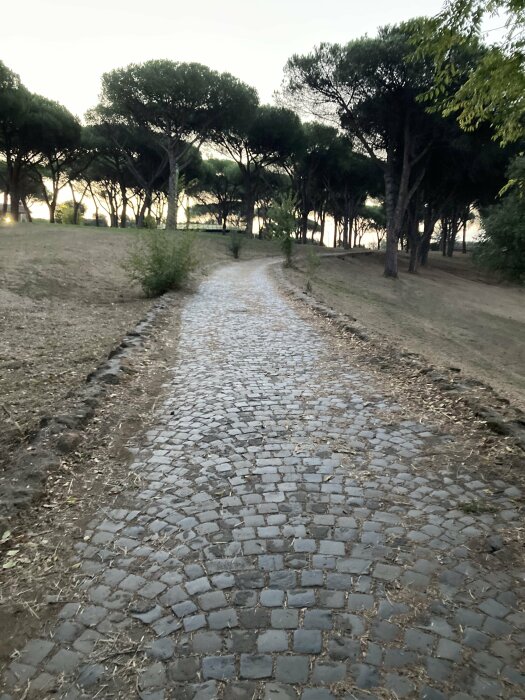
top-left (1, 261), bottom-right (523, 699)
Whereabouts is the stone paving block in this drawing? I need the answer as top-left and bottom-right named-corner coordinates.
top-left (185, 577), bottom-right (211, 595)
top-left (167, 657), bottom-right (200, 681)
top-left (257, 630), bottom-right (289, 652)
top-left (312, 661), bottom-right (346, 683)
top-left (301, 689), bottom-right (336, 699)
top-left (239, 609), bottom-right (270, 628)
top-left (437, 638), bottom-right (463, 662)
top-left (372, 563), bottom-right (401, 581)
top-left (192, 632), bottom-right (223, 654)
top-left (240, 654), bottom-right (273, 679)
top-left (19, 639), bottom-right (55, 666)
top-left (319, 590), bottom-right (345, 608)
top-left (146, 639), bottom-right (175, 661)
top-left (271, 609), bottom-right (299, 629)
top-left (275, 656), bottom-right (310, 684)
top-left (384, 672), bottom-right (415, 697)
top-left (183, 614), bottom-right (207, 632)
top-left (45, 649), bottom-right (83, 675)
top-left (227, 631), bottom-right (257, 653)
top-left (201, 656), bottom-right (236, 680)
top-left (263, 683), bottom-right (299, 699)
top-left (337, 557), bottom-right (371, 574)
top-left (6, 662), bottom-right (35, 686)
top-left (226, 681), bottom-right (259, 700)
top-left (404, 629), bottom-right (435, 653)
top-left (260, 589), bottom-right (285, 607)
top-left (198, 591), bottom-right (227, 611)
top-left (76, 664), bottom-right (106, 688)
top-left (347, 594), bottom-right (374, 611)
top-left (172, 600), bottom-right (198, 618)
top-left (304, 609), bottom-right (332, 629)
top-left (287, 589), bottom-right (316, 607)
top-left (293, 629), bottom-right (322, 653)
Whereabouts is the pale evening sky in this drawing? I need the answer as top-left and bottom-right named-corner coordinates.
top-left (1, 0), bottom-right (444, 120)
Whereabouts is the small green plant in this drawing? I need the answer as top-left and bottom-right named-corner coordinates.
top-left (305, 246), bottom-right (320, 291)
top-left (124, 231), bottom-right (197, 297)
top-left (461, 500), bottom-right (497, 515)
top-left (143, 214), bottom-right (157, 230)
top-left (56, 201), bottom-right (85, 225)
top-left (280, 233), bottom-right (294, 267)
top-left (229, 231), bottom-right (243, 259)
top-left (267, 193), bottom-right (297, 267)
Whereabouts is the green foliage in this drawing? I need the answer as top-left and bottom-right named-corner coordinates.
top-left (475, 157), bottom-right (525, 281)
top-left (280, 234), bottom-right (294, 268)
top-left (306, 246), bottom-right (320, 279)
top-left (92, 60), bottom-right (258, 229)
top-left (267, 193), bottom-right (297, 239)
top-left (476, 192), bottom-right (525, 282)
top-left (56, 201), bottom-right (85, 225)
top-left (229, 231), bottom-right (243, 259)
top-left (125, 231), bottom-right (197, 296)
top-left (414, 2), bottom-right (525, 145)
top-left (143, 214), bottom-right (157, 230)
top-left (266, 194), bottom-right (297, 267)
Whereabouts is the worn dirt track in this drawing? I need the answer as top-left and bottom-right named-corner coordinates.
top-left (1, 261), bottom-right (524, 700)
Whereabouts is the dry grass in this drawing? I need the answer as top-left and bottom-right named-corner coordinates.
top-left (287, 251), bottom-right (525, 412)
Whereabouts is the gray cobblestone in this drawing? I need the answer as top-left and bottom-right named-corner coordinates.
top-left (3, 261), bottom-right (523, 699)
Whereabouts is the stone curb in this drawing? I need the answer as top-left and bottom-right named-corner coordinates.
top-left (0, 294), bottom-right (175, 525)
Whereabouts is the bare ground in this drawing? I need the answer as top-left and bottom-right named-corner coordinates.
top-left (286, 250), bottom-right (525, 412)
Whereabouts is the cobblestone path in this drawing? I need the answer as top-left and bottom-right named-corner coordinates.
top-left (3, 262), bottom-right (524, 700)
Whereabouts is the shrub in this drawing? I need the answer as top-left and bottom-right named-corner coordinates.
top-left (56, 201), bottom-right (85, 225)
top-left (280, 233), bottom-right (294, 267)
top-left (305, 246), bottom-right (320, 290)
top-left (476, 193), bottom-right (525, 283)
top-left (124, 231), bottom-right (197, 297)
top-left (143, 214), bottom-right (157, 230)
top-left (267, 193), bottom-right (297, 266)
top-left (229, 231), bottom-right (243, 259)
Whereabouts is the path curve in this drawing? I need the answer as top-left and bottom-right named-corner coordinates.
top-left (2, 261), bottom-right (524, 700)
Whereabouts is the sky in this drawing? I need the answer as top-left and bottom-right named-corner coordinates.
top-left (1, 0), bottom-right (444, 120)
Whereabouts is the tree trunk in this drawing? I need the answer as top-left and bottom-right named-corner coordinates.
top-left (383, 166), bottom-right (399, 278)
top-left (48, 200), bottom-right (56, 224)
top-left (441, 218), bottom-right (448, 256)
top-left (419, 204), bottom-right (437, 267)
top-left (21, 197), bottom-right (32, 222)
top-left (333, 216), bottom-right (339, 248)
top-left (447, 215), bottom-right (458, 257)
top-left (408, 242), bottom-right (419, 273)
top-left (462, 217), bottom-right (467, 254)
top-left (120, 191), bottom-right (128, 228)
top-left (407, 208), bottom-right (420, 274)
top-left (166, 146), bottom-right (179, 230)
top-left (320, 210), bottom-right (325, 246)
top-left (73, 202), bottom-right (82, 225)
top-left (244, 193), bottom-right (255, 236)
top-left (10, 161), bottom-right (20, 221)
top-left (300, 209), bottom-right (308, 244)
top-left (138, 190), bottom-right (152, 228)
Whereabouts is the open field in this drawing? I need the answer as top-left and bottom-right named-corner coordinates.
top-left (0, 223), bottom-right (279, 469)
top-left (286, 250), bottom-right (525, 411)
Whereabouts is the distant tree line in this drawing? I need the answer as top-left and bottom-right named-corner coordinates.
top-left (1, 8), bottom-right (523, 279)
